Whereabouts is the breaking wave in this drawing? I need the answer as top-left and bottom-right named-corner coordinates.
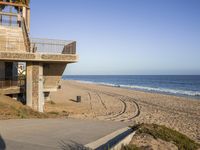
top-left (76, 80), bottom-right (200, 97)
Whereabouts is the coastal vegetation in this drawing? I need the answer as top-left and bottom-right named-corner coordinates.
top-left (0, 95), bottom-right (68, 119)
top-left (122, 124), bottom-right (200, 150)
top-left (0, 95), bottom-right (46, 119)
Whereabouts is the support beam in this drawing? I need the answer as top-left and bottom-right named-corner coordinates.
top-left (26, 62), bottom-right (44, 112)
top-left (0, 52), bottom-right (78, 63)
top-left (43, 63), bottom-right (67, 90)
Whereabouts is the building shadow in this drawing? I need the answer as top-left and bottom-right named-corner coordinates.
top-left (69, 99), bottom-right (78, 103)
top-left (0, 135), bottom-right (6, 150)
top-left (59, 140), bottom-right (91, 150)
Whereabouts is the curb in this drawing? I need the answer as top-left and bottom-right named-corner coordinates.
top-left (85, 127), bottom-right (135, 150)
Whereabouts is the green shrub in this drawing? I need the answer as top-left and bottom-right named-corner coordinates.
top-left (48, 111), bottom-right (59, 115)
top-left (121, 144), bottom-right (141, 150)
top-left (131, 124), bottom-right (200, 150)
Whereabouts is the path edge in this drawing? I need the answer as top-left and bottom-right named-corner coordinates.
top-left (85, 127), bottom-right (135, 150)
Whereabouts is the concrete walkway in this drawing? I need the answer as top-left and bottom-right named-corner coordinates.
top-left (0, 119), bottom-right (128, 150)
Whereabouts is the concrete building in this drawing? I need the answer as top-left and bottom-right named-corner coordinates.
top-left (0, 1), bottom-right (78, 112)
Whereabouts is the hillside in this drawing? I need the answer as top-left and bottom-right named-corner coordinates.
top-left (0, 95), bottom-right (47, 119)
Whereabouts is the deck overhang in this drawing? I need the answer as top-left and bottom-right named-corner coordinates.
top-left (0, 52), bottom-right (78, 63)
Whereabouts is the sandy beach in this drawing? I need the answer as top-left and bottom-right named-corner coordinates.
top-left (45, 80), bottom-right (200, 143)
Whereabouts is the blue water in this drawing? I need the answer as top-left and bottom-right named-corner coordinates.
top-left (62, 75), bottom-right (200, 98)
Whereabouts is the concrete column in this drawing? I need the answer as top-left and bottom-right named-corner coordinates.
top-left (26, 62), bottom-right (44, 112)
top-left (26, 62), bottom-right (32, 107)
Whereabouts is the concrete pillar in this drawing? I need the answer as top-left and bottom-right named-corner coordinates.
top-left (26, 62), bottom-right (44, 112)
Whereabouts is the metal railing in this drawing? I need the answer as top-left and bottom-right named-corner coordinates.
top-left (0, 39), bottom-right (77, 54)
top-left (0, 12), bottom-right (76, 54)
top-left (0, 77), bottom-right (25, 89)
top-left (0, 18), bottom-right (18, 27)
top-left (30, 38), bottom-right (76, 54)
top-left (21, 16), bottom-right (31, 52)
top-left (0, 12), bottom-right (19, 27)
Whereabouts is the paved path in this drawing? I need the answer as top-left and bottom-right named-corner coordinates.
top-left (0, 119), bottom-right (128, 150)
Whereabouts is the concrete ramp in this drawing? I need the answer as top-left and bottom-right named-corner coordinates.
top-left (0, 119), bottom-right (128, 150)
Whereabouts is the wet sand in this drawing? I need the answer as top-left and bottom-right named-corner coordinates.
top-left (45, 80), bottom-right (200, 143)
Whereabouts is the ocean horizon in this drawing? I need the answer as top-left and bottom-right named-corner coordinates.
top-left (63, 75), bottom-right (200, 98)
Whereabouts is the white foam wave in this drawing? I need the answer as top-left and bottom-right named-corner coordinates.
top-left (119, 85), bottom-right (200, 96)
top-left (76, 80), bottom-right (95, 84)
top-left (73, 80), bottom-right (200, 97)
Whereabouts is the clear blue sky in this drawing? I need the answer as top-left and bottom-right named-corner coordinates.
top-left (30, 0), bottom-right (200, 75)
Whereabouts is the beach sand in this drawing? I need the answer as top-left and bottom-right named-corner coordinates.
top-left (45, 80), bottom-right (200, 143)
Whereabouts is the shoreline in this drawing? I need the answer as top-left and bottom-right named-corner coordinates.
top-left (65, 79), bottom-right (200, 100)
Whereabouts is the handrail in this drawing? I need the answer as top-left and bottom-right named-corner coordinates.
top-left (21, 16), bottom-right (31, 52)
top-left (0, 12), bottom-right (18, 17)
top-left (0, 11), bottom-right (18, 27)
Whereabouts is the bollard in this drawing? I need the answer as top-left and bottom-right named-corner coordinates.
top-left (77, 96), bottom-right (81, 102)
top-left (58, 85), bottom-right (61, 89)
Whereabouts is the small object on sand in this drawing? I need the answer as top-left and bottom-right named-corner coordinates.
top-left (58, 85), bottom-right (62, 89)
top-left (77, 96), bottom-right (81, 102)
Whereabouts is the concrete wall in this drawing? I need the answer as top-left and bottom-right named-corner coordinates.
top-left (0, 26), bottom-right (26, 52)
top-left (62, 41), bottom-right (76, 54)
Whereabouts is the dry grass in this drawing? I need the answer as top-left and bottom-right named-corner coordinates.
top-left (0, 95), bottom-right (71, 120)
top-left (0, 95), bottom-right (48, 119)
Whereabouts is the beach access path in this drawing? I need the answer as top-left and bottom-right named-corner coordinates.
top-left (0, 119), bottom-right (128, 150)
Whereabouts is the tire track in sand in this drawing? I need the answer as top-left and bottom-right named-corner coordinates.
top-left (68, 82), bottom-right (140, 122)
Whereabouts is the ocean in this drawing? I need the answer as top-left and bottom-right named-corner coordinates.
top-left (62, 75), bottom-right (200, 98)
